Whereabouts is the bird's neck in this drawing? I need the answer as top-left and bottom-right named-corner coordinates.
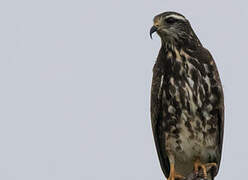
top-left (158, 43), bottom-right (194, 66)
top-left (160, 37), bottom-right (202, 58)
top-left (160, 31), bottom-right (202, 53)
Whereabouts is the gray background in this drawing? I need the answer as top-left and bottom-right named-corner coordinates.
top-left (0, 0), bottom-right (246, 179)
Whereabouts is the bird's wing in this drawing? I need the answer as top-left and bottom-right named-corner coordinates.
top-left (190, 47), bottom-right (225, 174)
top-left (150, 55), bottom-right (170, 178)
top-left (210, 55), bottom-right (224, 175)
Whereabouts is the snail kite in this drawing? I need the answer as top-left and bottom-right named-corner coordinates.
top-left (150, 12), bottom-right (224, 180)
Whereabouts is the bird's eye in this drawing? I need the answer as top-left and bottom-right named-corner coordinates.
top-left (166, 17), bottom-right (177, 24)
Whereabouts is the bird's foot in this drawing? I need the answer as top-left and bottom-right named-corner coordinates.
top-left (205, 163), bottom-right (218, 176)
top-left (194, 159), bottom-right (217, 179)
top-left (168, 172), bottom-right (185, 180)
top-left (168, 163), bottom-right (186, 180)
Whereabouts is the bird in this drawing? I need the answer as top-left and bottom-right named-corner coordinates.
top-left (150, 12), bottom-right (224, 180)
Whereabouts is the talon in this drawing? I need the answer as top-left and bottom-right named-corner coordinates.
top-left (194, 158), bottom-right (207, 179)
top-left (194, 159), bottom-right (200, 175)
top-left (205, 162), bottom-right (218, 175)
top-left (205, 163), bottom-right (217, 171)
top-left (168, 163), bottom-right (185, 180)
top-left (194, 159), bottom-right (218, 179)
top-left (175, 174), bottom-right (186, 180)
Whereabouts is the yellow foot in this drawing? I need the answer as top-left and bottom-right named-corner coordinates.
top-left (205, 163), bottom-right (218, 171)
top-left (205, 162), bottom-right (218, 175)
top-left (194, 158), bottom-right (217, 179)
top-left (168, 163), bottom-right (185, 180)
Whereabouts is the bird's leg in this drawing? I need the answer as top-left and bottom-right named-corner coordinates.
top-left (205, 163), bottom-right (218, 174)
top-left (168, 163), bottom-right (185, 180)
top-left (194, 158), bottom-right (217, 179)
top-left (194, 158), bottom-right (207, 178)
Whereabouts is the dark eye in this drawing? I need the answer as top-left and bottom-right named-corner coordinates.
top-left (166, 17), bottom-right (177, 24)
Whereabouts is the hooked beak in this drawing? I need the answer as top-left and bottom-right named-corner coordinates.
top-left (150, 26), bottom-right (158, 39)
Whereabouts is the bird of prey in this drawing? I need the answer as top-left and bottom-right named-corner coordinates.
top-left (150, 12), bottom-right (224, 180)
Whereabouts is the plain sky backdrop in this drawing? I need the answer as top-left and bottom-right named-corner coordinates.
top-left (0, 0), bottom-right (247, 179)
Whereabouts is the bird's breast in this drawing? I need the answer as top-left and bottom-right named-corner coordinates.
top-left (158, 49), bottom-right (220, 163)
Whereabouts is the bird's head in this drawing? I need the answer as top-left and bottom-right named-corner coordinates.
top-left (150, 12), bottom-right (201, 48)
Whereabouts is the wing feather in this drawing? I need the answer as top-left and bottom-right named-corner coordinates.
top-left (150, 50), bottom-right (170, 178)
top-left (189, 47), bottom-right (224, 175)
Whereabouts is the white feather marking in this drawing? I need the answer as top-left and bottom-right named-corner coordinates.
top-left (209, 95), bottom-right (216, 102)
top-left (158, 75), bottom-right (164, 99)
top-left (168, 105), bottom-right (176, 113)
top-left (175, 88), bottom-right (180, 102)
top-left (187, 77), bottom-right (194, 88)
top-left (206, 104), bottom-right (213, 112)
top-left (203, 64), bottom-right (209, 73)
top-left (166, 14), bottom-right (187, 21)
top-left (162, 90), bottom-right (166, 99)
top-left (160, 75), bottom-right (164, 89)
top-left (197, 93), bottom-right (202, 107)
top-left (170, 77), bottom-right (175, 85)
top-left (184, 82), bottom-right (197, 114)
top-left (186, 61), bottom-right (194, 71)
top-left (167, 52), bottom-right (173, 58)
top-left (180, 49), bottom-right (190, 59)
top-left (203, 110), bottom-right (211, 120)
top-left (204, 76), bottom-right (211, 92)
top-left (174, 48), bottom-right (181, 60)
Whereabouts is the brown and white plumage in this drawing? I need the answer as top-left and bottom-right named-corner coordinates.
top-left (150, 12), bottom-right (224, 180)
